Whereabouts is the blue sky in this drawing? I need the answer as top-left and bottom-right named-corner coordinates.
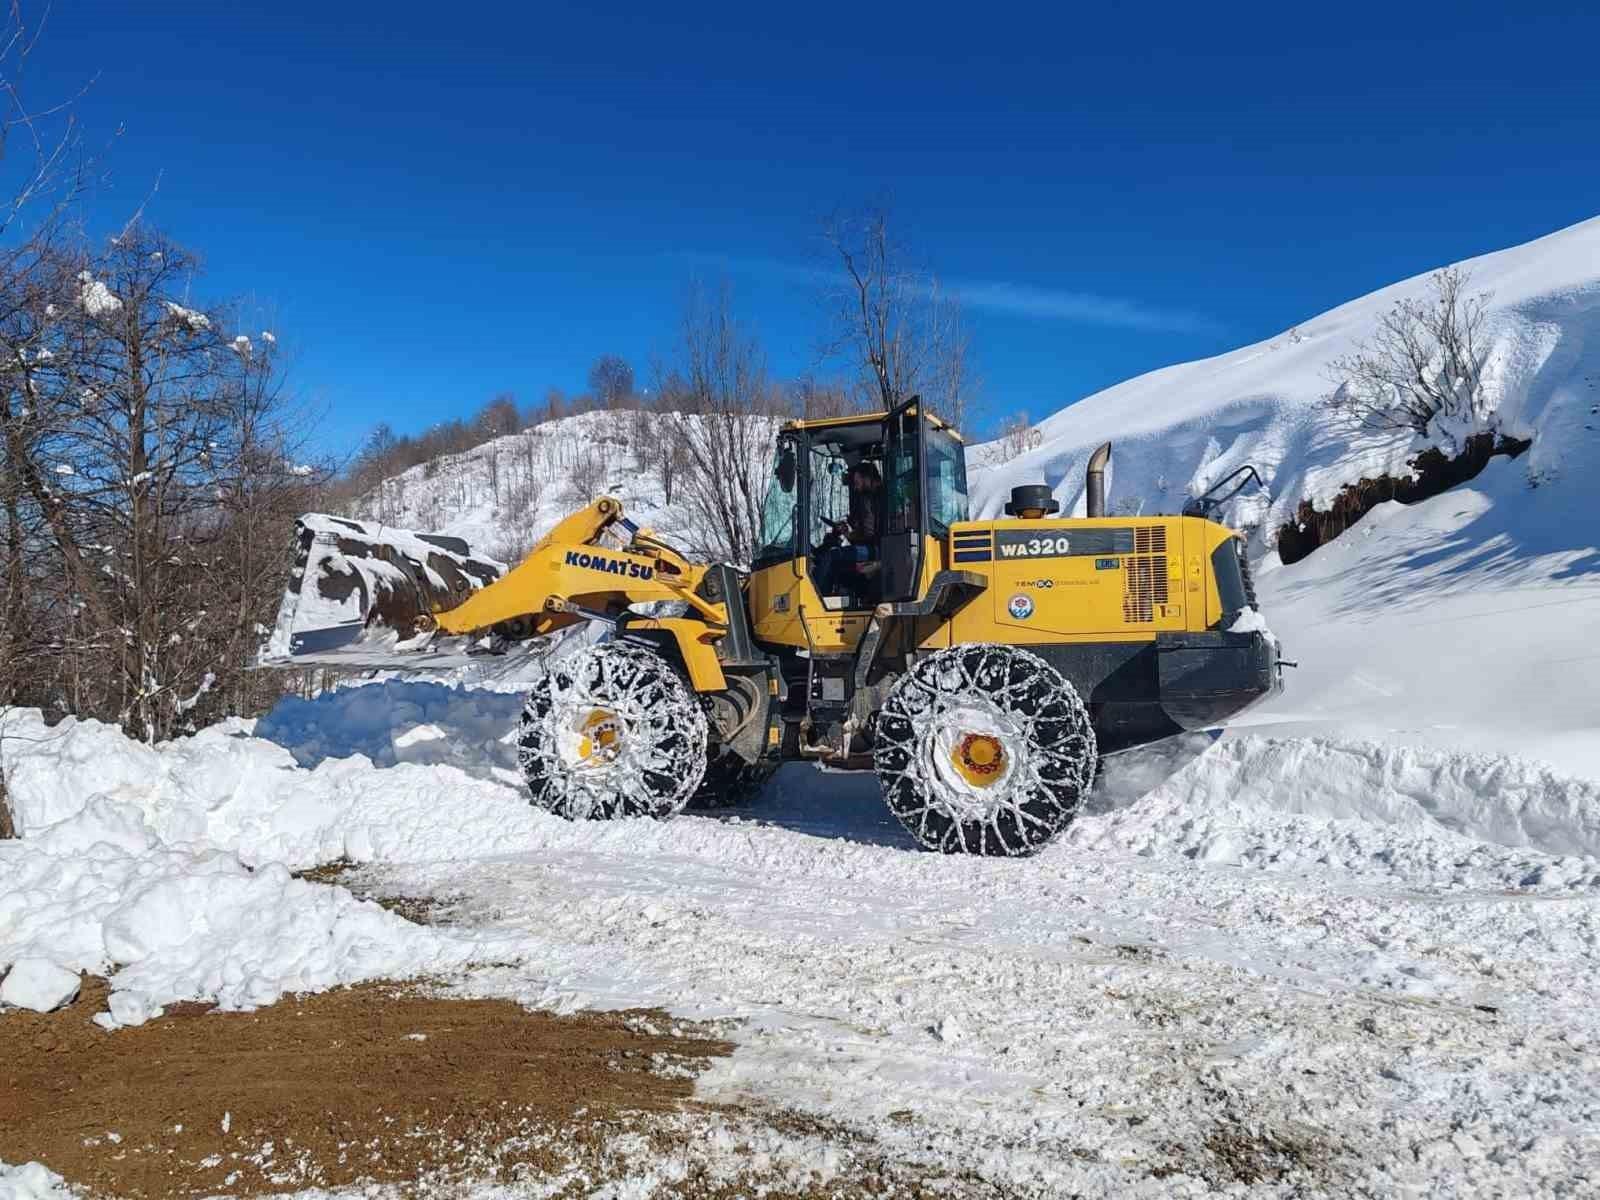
top-left (33, 1), bottom-right (1600, 454)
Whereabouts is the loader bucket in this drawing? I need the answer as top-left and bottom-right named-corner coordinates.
top-left (260, 514), bottom-right (508, 669)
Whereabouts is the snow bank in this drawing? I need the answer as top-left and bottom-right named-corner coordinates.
top-left (1244, 455), bottom-right (1600, 777)
top-left (0, 710), bottom-right (529, 1027)
top-left (0, 1161), bottom-right (73, 1200)
top-left (1078, 736), bottom-right (1600, 889)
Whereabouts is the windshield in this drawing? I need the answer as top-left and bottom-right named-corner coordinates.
top-left (926, 428), bottom-right (969, 533)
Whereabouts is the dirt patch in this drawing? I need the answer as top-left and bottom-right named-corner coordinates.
top-left (1274, 431), bottom-right (1531, 565)
top-left (1200, 1124), bottom-right (1325, 1185)
top-left (291, 859), bottom-right (355, 886)
top-left (0, 977), bottom-right (732, 1197)
top-left (293, 860), bottom-right (461, 925)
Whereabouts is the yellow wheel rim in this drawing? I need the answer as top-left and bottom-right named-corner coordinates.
top-left (576, 709), bottom-right (621, 763)
top-left (952, 732), bottom-right (1006, 788)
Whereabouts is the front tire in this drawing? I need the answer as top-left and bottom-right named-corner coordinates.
top-left (517, 643), bottom-right (708, 820)
top-left (874, 645), bottom-right (1096, 856)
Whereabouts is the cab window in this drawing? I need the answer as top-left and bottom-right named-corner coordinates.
top-left (926, 429), bottom-right (969, 533)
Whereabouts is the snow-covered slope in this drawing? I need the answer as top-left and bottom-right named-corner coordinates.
top-left (347, 408), bottom-right (718, 560)
top-left (970, 215), bottom-right (1600, 541)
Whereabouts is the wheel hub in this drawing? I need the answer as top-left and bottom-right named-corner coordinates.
top-left (573, 708), bottom-right (622, 766)
top-left (926, 701), bottom-right (1023, 816)
top-left (952, 732), bottom-right (1006, 787)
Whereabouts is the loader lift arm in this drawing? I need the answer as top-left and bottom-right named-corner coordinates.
top-left (263, 497), bottom-right (734, 680)
top-left (429, 497), bottom-right (726, 637)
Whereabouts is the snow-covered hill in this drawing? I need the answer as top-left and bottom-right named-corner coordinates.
top-left (971, 215), bottom-right (1600, 541)
top-left (343, 407), bottom-right (751, 563)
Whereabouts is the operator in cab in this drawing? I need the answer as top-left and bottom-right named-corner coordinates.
top-left (817, 461), bottom-right (883, 600)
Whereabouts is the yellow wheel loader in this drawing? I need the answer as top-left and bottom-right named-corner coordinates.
top-left (264, 402), bottom-right (1284, 856)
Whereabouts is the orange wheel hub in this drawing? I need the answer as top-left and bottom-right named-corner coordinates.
top-left (576, 709), bottom-right (621, 762)
top-left (952, 732), bottom-right (1006, 787)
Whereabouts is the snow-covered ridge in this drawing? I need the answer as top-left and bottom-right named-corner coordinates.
top-left (968, 215), bottom-right (1600, 549)
top-left (344, 408), bottom-right (727, 561)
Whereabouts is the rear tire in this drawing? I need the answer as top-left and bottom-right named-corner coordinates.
top-left (517, 643), bottom-right (708, 820)
top-left (874, 644), bottom-right (1096, 856)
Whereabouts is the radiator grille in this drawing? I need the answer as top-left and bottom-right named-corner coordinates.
top-left (1122, 527), bottom-right (1170, 623)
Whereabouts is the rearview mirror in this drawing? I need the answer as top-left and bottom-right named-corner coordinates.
top-left (776, 446), bottom-right (796, 493)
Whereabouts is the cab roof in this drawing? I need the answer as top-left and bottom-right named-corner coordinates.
top-left (780, 406), bottom-right (963, 440)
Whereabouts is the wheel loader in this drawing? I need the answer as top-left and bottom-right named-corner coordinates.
top-left (263, 401), bottom-right (1284, 856)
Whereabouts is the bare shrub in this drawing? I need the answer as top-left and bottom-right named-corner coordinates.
top-left (992, 411), bottom-right (1042, 464)
top-left (1325, 267), bottom-right (1492, 437)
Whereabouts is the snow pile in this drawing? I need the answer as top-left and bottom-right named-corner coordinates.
top-left (1076, 736), bottom-right (1600, 889)
top-left (0, 1161), bottom-right (73, 1200)
top-left (0, 709), bottom-right (530, 1028)
top-left (0, 958), bottom-right (81, 1013)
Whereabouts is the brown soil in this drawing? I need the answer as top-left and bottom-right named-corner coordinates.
top-left (1, 977), bottom-right (733, 1198)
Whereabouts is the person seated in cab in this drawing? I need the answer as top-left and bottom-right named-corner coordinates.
top-left (817, 461), bottom-right (883, 601)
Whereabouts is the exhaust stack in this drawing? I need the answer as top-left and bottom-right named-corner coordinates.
top-left (1085, 442), bottom-right (1111, 518)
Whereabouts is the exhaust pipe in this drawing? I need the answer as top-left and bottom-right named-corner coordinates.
top-left (1086, 442), bottom-right (1111, 518)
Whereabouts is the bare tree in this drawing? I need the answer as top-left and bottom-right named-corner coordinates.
top-left (820, 205), bottom-right (979, 431)
top-left (1325, 267), bottom-right (1492, 437)
top-left (660, 282), bottom-right (778, 564)
top-left (1, 228), bottom-right (330, 741)
top-left (476, 392), bottom-right (520, 438)
top-left (588, 354), bottom-right (635, 410)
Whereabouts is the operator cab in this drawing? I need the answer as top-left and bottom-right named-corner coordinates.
top-left (753, 402), bottom-right (970, 612)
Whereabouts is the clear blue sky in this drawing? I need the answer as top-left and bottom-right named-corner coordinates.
top-left (33, 0), bottom-right (1600, 455)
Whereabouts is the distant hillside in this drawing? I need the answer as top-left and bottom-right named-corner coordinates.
top-left (341, 408), bottom-right (732, 562)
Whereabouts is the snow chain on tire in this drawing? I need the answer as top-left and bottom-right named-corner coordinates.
top-left (874, 644), bottom-right (1097, 856)
top-left (517, 642), bottom-right (708, 820)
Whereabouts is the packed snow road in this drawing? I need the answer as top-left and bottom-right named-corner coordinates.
top-left (3, 691), bottom-right (1598, 1197)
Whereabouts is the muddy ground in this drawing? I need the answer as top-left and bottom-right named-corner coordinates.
top-left (3, 978), bottom-right (995, 1199)
top-left (3, 978), bottom-right (735, 1196)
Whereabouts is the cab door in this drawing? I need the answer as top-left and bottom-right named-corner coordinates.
top-left (879, 400), bottom-right (924, 602)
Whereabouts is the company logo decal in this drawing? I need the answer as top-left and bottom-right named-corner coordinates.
top-left (564, 550), bottom-right (654, 580)
top-left (1007, 593), bottom-right (1034, 620)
